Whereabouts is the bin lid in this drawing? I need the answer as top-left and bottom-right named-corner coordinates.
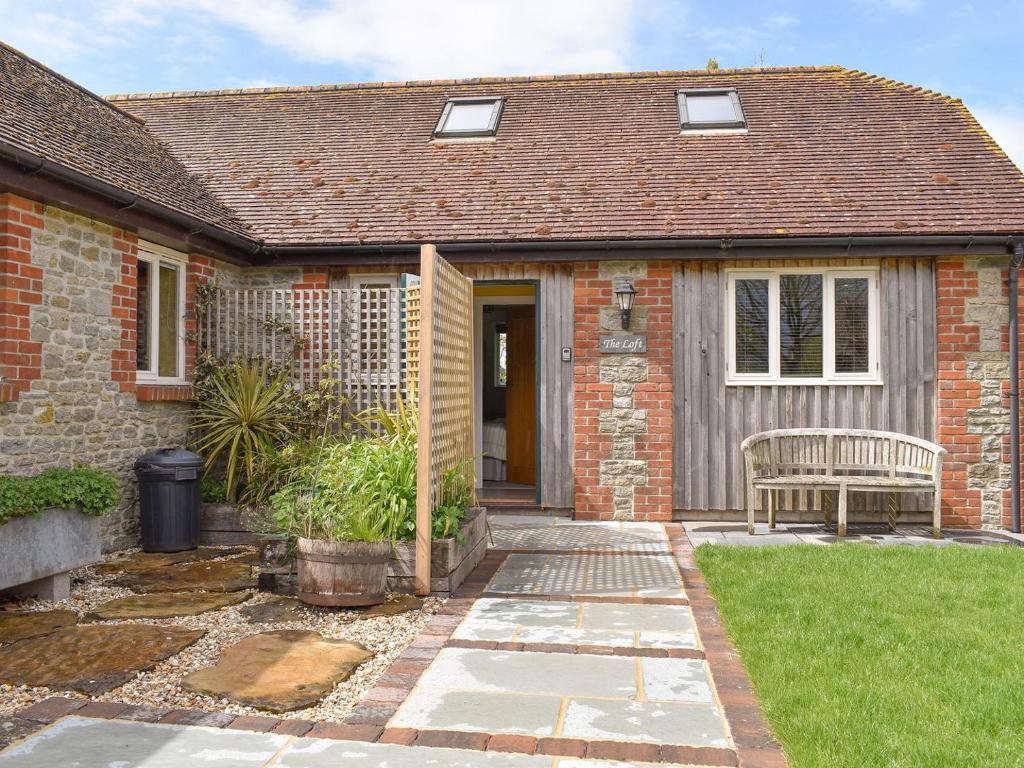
top-left (134, 447), bottom-right (204, 471)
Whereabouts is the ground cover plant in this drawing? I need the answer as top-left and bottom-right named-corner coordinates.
top-left (0, 466), bottom-right (120, 523)
top-left (695, 543), bottom-right (1024, 768)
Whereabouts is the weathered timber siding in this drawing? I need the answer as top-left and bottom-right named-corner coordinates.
top-left (673, 257), bottom-right (936, 513)
top-left (461, 262), bottom-right (575, 509)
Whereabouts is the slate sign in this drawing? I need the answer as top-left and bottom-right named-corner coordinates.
top-left (599, 334), bottom-right (647, 353)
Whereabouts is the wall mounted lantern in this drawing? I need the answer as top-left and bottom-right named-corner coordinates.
top-left (613, 279), bottom-right (637, 330)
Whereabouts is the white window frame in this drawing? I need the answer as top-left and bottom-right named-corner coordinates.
top-left (136, 242), bottom-right (188, 385)
top-left (350, 273), bottom-right (399, 290)
top-left (725, 267), bottom-right (881, 386)
top-left (434, 96), bottom-right (505, 138)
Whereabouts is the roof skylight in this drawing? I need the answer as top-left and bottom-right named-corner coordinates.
top-left (677, 89), bottom-right (746, 130)
top-left (434, 96), bottom-right (505, 138)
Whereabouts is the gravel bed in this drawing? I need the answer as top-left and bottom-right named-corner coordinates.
top-left (0, 548), bottom-right (443, 722)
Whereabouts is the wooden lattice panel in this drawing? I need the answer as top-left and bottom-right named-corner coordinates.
top-left (403, 284), bottom-right (420, 405)
top-left (415, 245), bottom-right (475, 594)
top-left (201, 287), bottom-right (406, 416)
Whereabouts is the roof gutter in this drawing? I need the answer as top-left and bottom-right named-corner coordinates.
top-left (0, 141), bottom-right (262, 258)
top-left (260, 233), bottom-right (1016, 264)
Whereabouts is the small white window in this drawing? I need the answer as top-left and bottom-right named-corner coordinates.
top-left (434, 97), bottom-right (505, 138)
top-left (726, 268), bottom-right (880, 386)
top-left (494, 326), bottom-right (508, 387)
top-left (677, 88), bottom-right (745, 130)
top-left (136, 242), bottom-right (187, 383)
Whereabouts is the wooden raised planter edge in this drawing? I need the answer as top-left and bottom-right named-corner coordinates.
top-left (389, 507), bottom-right (488, 595)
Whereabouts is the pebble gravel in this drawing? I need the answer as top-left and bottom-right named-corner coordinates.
top-left (0, 548), bottom-right (442, 722)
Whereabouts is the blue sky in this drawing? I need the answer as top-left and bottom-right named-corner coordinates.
top-left (1, 0), bottom-right (1021, 167)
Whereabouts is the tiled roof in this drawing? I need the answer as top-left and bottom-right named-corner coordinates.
top-left (0, 42), bottom-right (252, 239)
top-left (110, 66), bottom-right (1024, 247)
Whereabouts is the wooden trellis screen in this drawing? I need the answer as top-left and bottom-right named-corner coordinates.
top-left (415, 245), bottom-right (475, 595)
top-left (201, 287), bottom-right (406, 415)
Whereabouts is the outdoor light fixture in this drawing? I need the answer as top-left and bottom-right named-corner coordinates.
top-left (613, 279), bottom-right (637, 330)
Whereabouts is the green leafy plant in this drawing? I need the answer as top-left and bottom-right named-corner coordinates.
top-left (0, 466), bottom-right (120, 524)
top-left (268, 400), bottom-right (472, 543)
top-left (192, 360), bottom-right (298, 500)
top-left (200, 475), bottom-right (228, 504)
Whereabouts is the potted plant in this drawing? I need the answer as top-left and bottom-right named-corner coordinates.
top-left (0, 466), bottom-right (119, 599)
top-left (269, 396), bottom-right (476, 605)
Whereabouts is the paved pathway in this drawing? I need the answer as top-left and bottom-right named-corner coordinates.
top-left (0, 517), bottom-right (784, 767)
top-left (686, 519), bottom-right (1024, 547)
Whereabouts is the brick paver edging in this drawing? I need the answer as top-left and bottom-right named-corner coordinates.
top-left (665, 524), bottom-right (790, 768)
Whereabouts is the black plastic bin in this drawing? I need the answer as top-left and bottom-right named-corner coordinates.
top-left (134, 448), bottom-right (204, 553)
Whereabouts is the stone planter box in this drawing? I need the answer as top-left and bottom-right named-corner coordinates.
top-left (0, 507), bottom-right (101, 601)
top-left (388, 507), bottom-right (488, 595)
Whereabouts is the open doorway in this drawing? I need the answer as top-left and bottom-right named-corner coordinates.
top-left (475, 284), bottom-right (538, 508)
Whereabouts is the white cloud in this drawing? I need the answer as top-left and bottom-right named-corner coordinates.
top-left (972, 105), bottom-right (1024, 171)
top-left (146, 0), bottom-right (637, 80)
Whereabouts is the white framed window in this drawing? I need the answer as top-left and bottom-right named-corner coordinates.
top-left (434, 96), bottom-right (505, 138)
top-left (677, 88), bottom-right (746, 131)
top-left (136, 242), bottom-right (187, 384)
top-left (725, 268), bottom-right (880, 386)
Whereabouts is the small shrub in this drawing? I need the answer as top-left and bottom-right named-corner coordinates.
top-left (200, 475), bottom-right (228, 504)
top-left (0, 466), bottom-right (120, 524)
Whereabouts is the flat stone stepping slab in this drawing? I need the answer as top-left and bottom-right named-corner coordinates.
top-left (0, 624), bottom-right (204, 694)
top-left (351, 594), bottom-right (424, 617)
top-left (240, 596), bottom-right (307, 624)
top-left (0, 610), bottom-right (77, 645)
top-left (94, 546), bottom-right (252, 575)
top-left (0, 717), bottom-right (549, 768)
top-left (182, 629), bottom-right (373, 712)
top-left (85, 591), bottom-right (252, 621)
top-left (111, 559), bottom-right (256, 593)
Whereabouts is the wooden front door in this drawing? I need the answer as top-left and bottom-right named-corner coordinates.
top-left (505, 306), bottom-right (536, 485)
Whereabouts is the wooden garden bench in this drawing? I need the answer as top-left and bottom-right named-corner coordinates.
top-left (741, 429), bottom-right (945, 538)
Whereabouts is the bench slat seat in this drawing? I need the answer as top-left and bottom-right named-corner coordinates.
top-left (742, 428), bottom-right (945, 538)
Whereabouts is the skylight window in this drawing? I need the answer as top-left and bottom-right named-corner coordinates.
top-left (434, 97), bottom-right (505, 138)
top-left (677, 88), bottom-right (746, 130)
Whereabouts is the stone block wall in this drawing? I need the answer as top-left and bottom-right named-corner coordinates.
top-left (936, 254), bottom-right (1017, 529)
top-left (573, 260), bottom-right (674, 521)
top-left (0, 194), bottom-right (235, 550)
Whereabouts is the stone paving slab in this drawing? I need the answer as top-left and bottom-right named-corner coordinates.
top-left (453, 599), bottom-right (697, 649)
top-left (0, 717), bottom-right (288, 767)
top-left (276, 736), bottom-right (551, 767)
top-left (685, 520), bottom-right (1022, 548)
top-left (390, 647), bottom-right (724, 746)
top-left (489, 517), bottom-right (670, 552)
top-left (561, 699), bottom-right (729, 747)
top-left (487, 554), bottom-right (685, 598)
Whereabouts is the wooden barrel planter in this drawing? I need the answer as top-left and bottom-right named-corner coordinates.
top-left (295, 538), bottom-right (390, 607)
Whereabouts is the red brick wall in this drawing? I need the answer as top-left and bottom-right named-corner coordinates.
top-left (0, 194), bottom-right (44, 402)
top-left (935, 255), bottom-right (1014, 529)
top-left (0, 192), bottom-right (218, 404)
top-left (572, 260), bottom-right (674, 521)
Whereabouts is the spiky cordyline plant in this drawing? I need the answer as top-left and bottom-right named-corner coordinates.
top-left (192, 360), bottom-right (297, 500)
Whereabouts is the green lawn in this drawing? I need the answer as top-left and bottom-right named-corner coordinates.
top-left (695, 543), bottom-right (1024, 768)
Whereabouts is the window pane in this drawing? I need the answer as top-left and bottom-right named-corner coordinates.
top-left (443, 102), bottom-right (495, 133)
top-left (157, 264), bottom-right (179, 378)
top-left (685, 94), bottom-right (736, 123)
top-left (734, 279), bottom-right (769, 374)
top-left (136, 260), bottom-right (151, 371)
top-left (495, 330), bottom-right (507, 386)
top-left (780, 274), bottom-right (823, 377)
top-left (834, 277), bottom-right (870, 373)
